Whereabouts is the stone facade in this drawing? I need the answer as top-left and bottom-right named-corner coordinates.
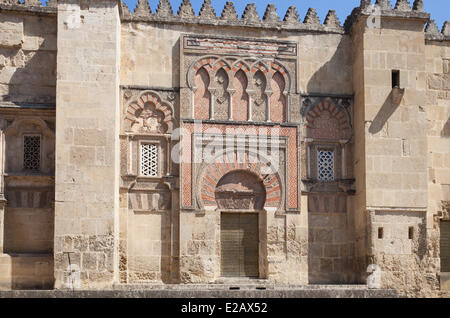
top-left (0, 0), bottom-right (448, 297)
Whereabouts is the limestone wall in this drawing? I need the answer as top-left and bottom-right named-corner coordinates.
top-left (120, 23), bottom-right (353, 95)
top-left (54, 0), bottom-right (121, 289)
top-left (0, 10), bottom-right (56, 105)
top-left (363, 18), bottom-right (428, 209)
top-left (425, 39), bottom-right (450, 294)
top-left (426, 41), bottom-right (450, 218)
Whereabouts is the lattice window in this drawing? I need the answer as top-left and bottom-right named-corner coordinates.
top-left (317, 150), bottom-right (334, 181)
top-left (23, 135), bottom-right (41, 171)
top-left (140, 143), bottom-right (158, 177)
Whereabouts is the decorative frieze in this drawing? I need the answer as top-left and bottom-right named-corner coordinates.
top-left (183, 35), bottom-right (297, 57)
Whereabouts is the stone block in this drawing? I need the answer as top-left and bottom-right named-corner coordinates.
top-left (0, 15), bottom-right (23, 48)
top-left (441, 273), bottom-right (450, 291)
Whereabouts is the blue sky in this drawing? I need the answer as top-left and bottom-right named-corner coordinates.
top-left (121, 0), bottom-right (448, 30)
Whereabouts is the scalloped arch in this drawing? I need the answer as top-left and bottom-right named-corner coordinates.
top-left (124, 91), bottom-right (175, 132)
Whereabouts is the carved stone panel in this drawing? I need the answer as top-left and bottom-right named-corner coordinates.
top-left (252, 70), bottom-right (267, 122)
top-left (213, 68), bottom-right (230, 120)
top-left (215, 170), bottom-right (266, 210)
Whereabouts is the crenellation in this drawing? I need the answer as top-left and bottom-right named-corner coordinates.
top-left (360, 0), bottom-right (371, 9)
top-left (23, 0), bottom-right (41, 6)
top-left (178, 0), bottom-right (195, 19)
top-left (241, 3), bottom-right (259, 24)
top-left (443, 21), bottom-right (450, 37)
top-left (199, 0), bottom-right (216, 19)
top-left (412, 0), bottom-right (424, 12)
top-left (220, 1), bottom-right (238, 21)
top-left (155, 0), bottom-right (173, 18)
top-left (283, 6), bottom-right (300, 25)
top-left (262, 4), bottom-right (279, 23)
top-left (134, 0), bottom-right (151, 17)
top-left (394, 0), bottom-right (412, 11)
top-left (425, 20), bottom-right (444, 40)
top-left (376, 0), bottom-right (393, 10)
top-left (47, 0), bottom-right (57, 8)
top-left (324, 10), bottom-right (342, 29)
top-left (303, 8), bottom-right (320, 26)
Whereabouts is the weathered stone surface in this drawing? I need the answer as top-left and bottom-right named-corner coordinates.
top-left (155, 0), bottom-right (173, 17)
top-left (0, 15), bottom-right (23, 48)
top-left (425, 20), bottom-right (443, 39)
top-left (303, 8), bottom-right (320, 26)
top-left (262, 4), bottom-right (279, 23)
top-left (134, 0), bottom-right (151, 17)
top-left (241, 3), bottom-right (259, 23)
top-left (283, 6), bottom-right (299, 24)
top-left (376, 0), bottom-right (392, 10)
top-left (442, 21), bottom-right (450, 37)
top-left (220, 1), bottom-right (238, 21)
top-left (324, 10), bottom-right (341, 29)
top-left (23, 0), bottom-right (41, 6)
top-left (395, 0), bottom-right (411, 12)
top-left (0, 0), bottom-right (448, 298)
top-left (177, 0), bottom-right (195, 19)
top-left (412, 0), bottom-right (424, 12)
top-left (199, 0), bottom-right (215, 20)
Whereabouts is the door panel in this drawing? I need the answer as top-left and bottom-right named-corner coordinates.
top-left (221, 213), bottom-right (259, 278)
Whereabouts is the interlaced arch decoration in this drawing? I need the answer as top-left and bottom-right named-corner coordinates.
top-left (124, 90), bottom-right (175, 133)
top-left (187, 56), bottom-right (292, 123)
top-left (197, 149), bottom-right (282, 210)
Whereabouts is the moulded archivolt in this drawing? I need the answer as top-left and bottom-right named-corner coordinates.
top-left (124, 90), bottom-right (175, 134)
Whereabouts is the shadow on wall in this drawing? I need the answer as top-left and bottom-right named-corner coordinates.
top-left (306, 37), bottom-right (352, 95)
top-left (368, 89), bottom-right (404, 135)
top-left (442, 116), bottom-right (450, 137)
top-left (2, 38), bottom-right (56, 105)
top-left (10, 255), bottom-right (54, 290)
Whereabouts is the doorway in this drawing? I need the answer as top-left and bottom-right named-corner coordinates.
top-left (220, 213), bottom-right (259, 278)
